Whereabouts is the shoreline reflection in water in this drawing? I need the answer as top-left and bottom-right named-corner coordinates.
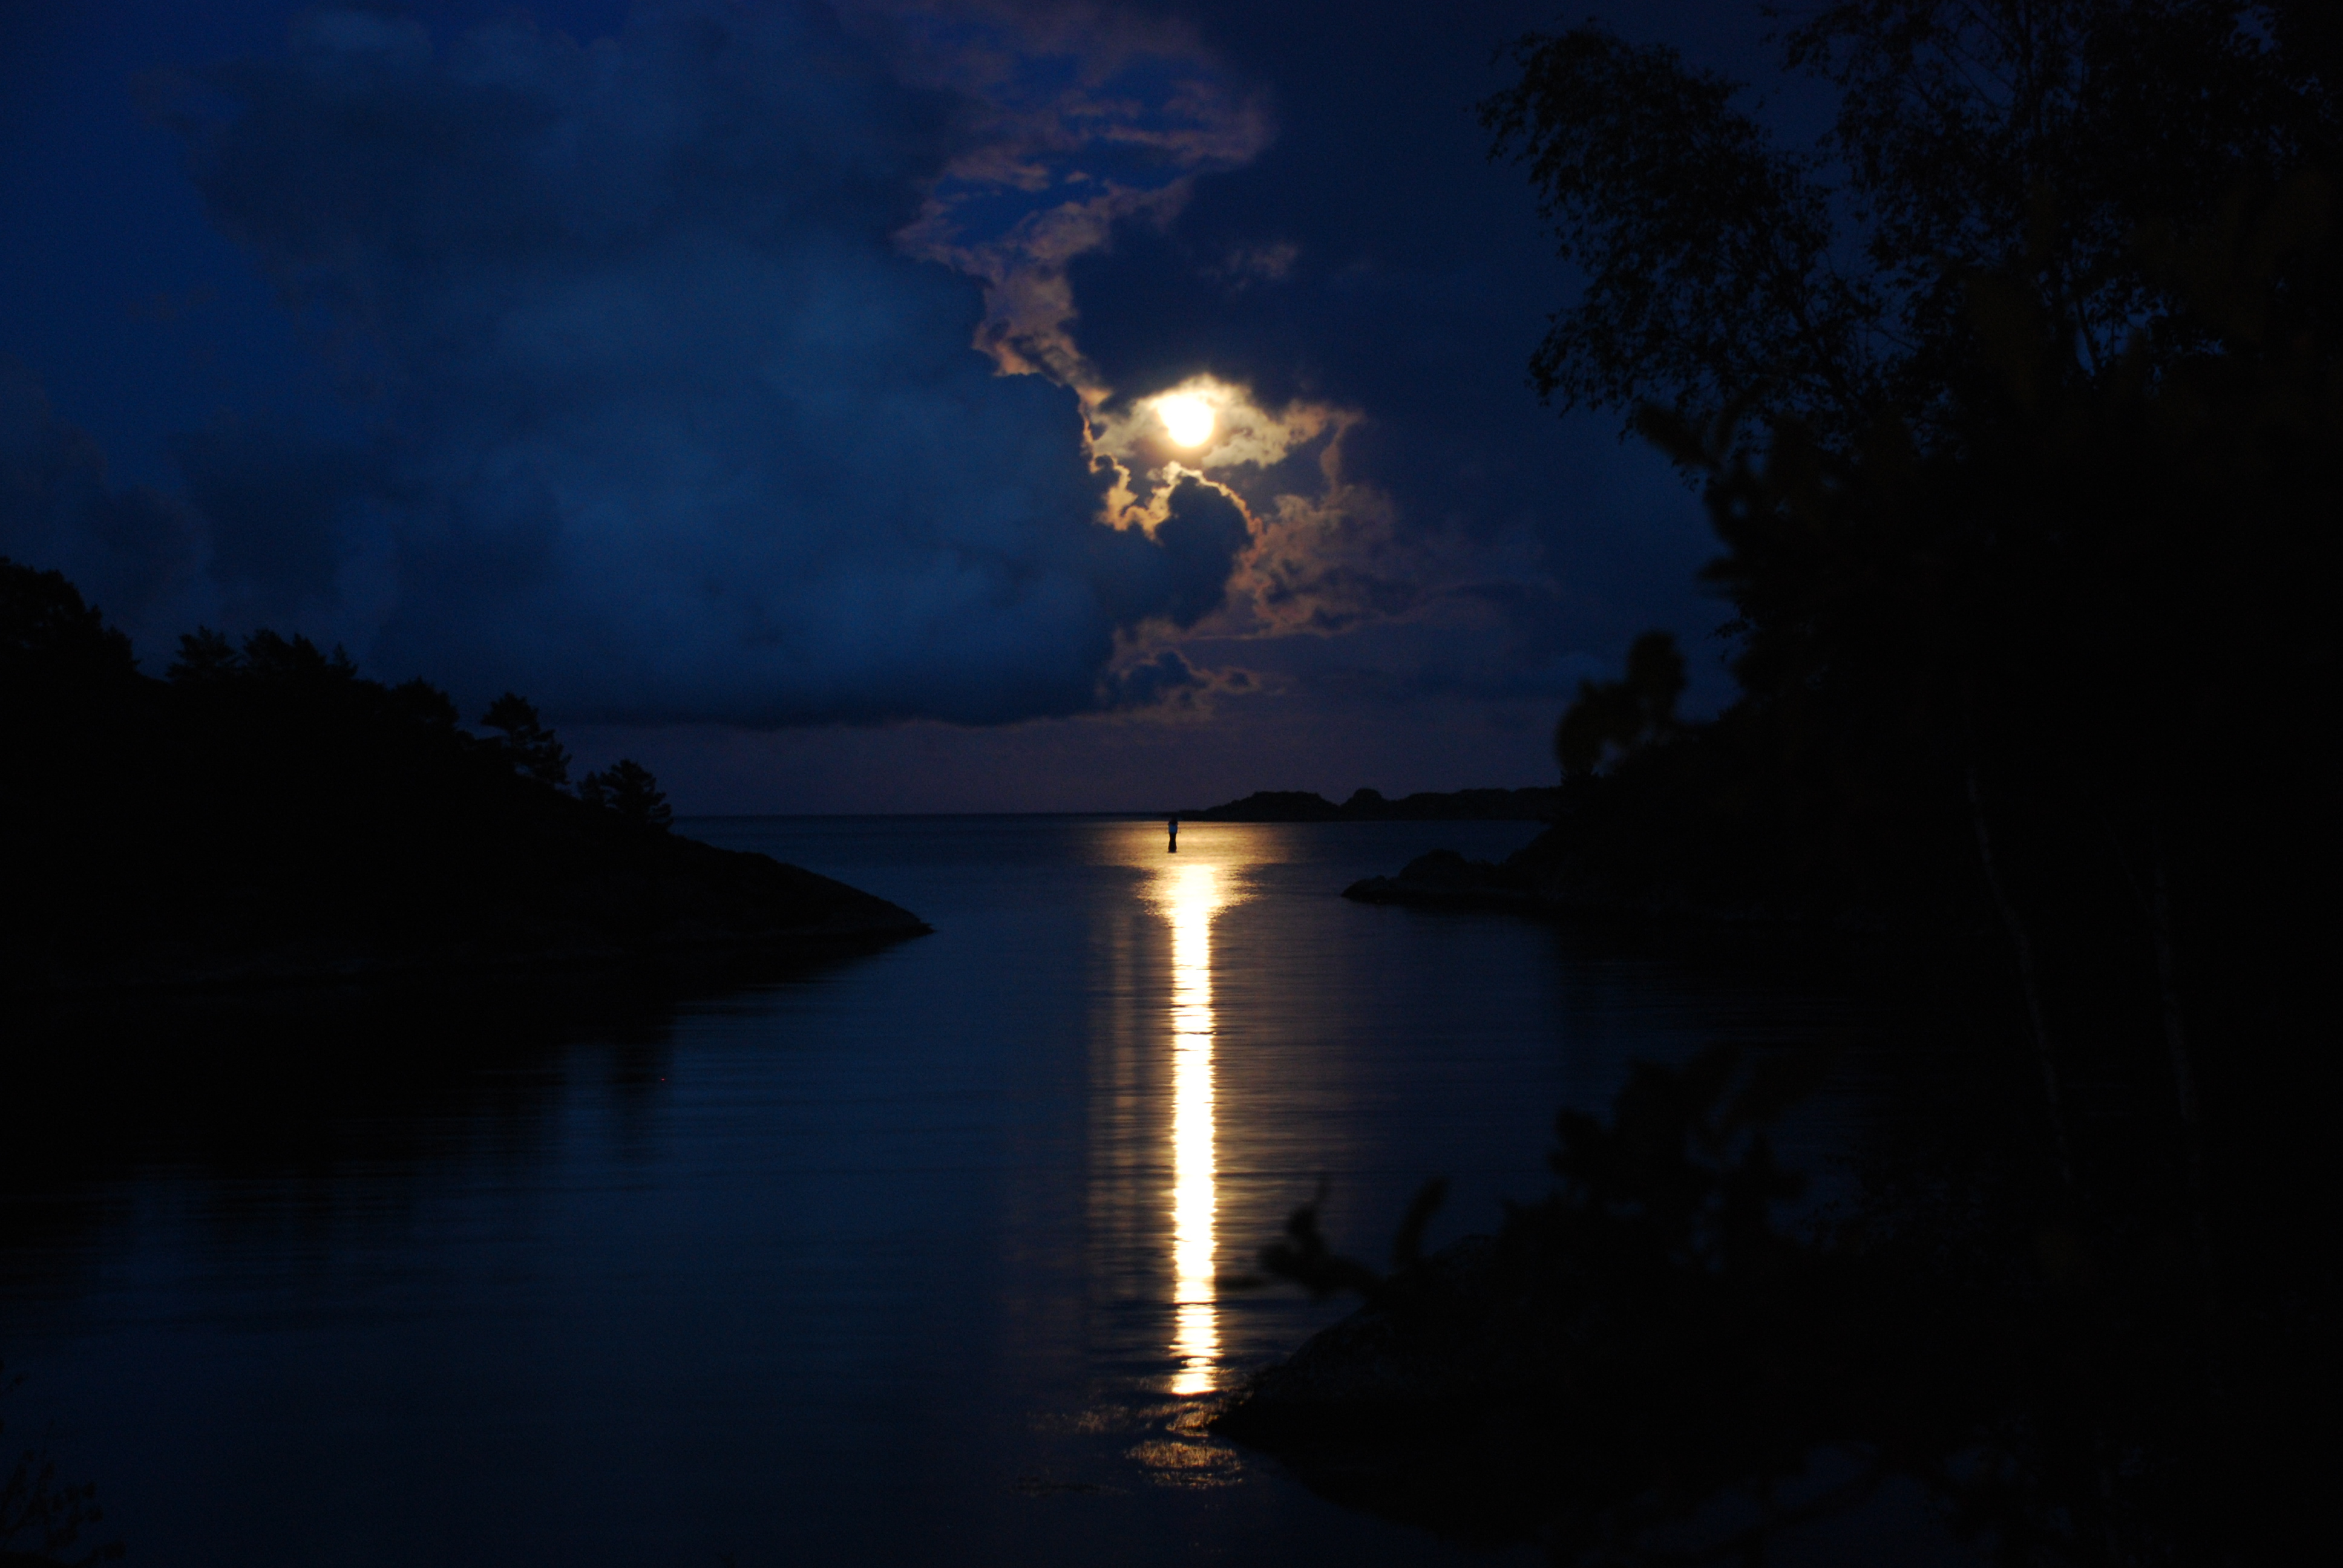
top-left (1159, 859), bottom-right (1229, 1395)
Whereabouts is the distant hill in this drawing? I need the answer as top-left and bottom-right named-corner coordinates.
top-left (1178, 787), bottom-right (1558, 823)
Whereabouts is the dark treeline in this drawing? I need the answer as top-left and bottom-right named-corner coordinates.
top-left (0, 562), bottom-right (925, 995)
top-left (1224, 4), bottom-right (2340, 1563)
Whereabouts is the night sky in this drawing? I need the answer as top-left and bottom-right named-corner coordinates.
top-left (2, 1), bottom-right (1769, 811)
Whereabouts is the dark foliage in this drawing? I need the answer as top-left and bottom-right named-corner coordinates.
top-left (1225, 1053), bottom-right (1852, 1556)
top-left (1481, 24), bottom-right (1873, 442)
top-left (1227, 1044), bottom-right (2249, 1563)
top-left (578, 758), bottom-right (672, 832)
top-left (480, 692), bottom-right (571, 789)
top-left (0, 563), bottom-right (139, 733)
top-left (1553, 630), bottom-right (1684, 779)
top-left (1483, 1), bottom-right (2332, 449)
top-left (1237, 4), bottom-right (2339, 1561)
top-left (1, 1364), bottom-right (121, 1567)
top-left (0, 567), bottom-right (135, 681)
top-left (0, 566), bottom-right (923, 992)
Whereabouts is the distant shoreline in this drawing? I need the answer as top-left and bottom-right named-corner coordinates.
top-left (673, 794), bottom-right (1559, 822)
top-left (1172, 787), bottom-right (1558, 823)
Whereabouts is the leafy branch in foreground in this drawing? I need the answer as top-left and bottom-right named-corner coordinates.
top-left (1, 1364), bottom-right (122, 1567)
top-left (1222, 1048), bottom-right (1869, 1563)
top-left (1222, 1039), bottom-right (2229, 1564)
top-left (1483, 2), bottom-right (2327, 449)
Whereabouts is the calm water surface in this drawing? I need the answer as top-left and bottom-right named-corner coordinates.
top-left (1, 818), bottom-right (1883, 1566)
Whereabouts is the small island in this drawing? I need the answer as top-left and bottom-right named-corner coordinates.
top-left (2, 559), bottom-right (926, 996)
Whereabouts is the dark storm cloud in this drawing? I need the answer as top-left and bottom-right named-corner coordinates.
top-left (1098, 645), bottom-right (1203, 707)
top-left (842, 0), bottom-right (1273, 387)
top-left (1152, 474), bottom-right (1252, 628)
top-left (174, 419), bottom-right (390, 622)
top-left (139, 0), bottom-right (1248, 723)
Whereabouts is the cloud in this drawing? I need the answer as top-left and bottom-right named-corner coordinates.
top-left (1050, 1), bottom-right (1726, 697)
top-left (0, 356), bottom-right (211, 647)
top-left (14, 0), bottom-right (1712, 739)
top-left (845, 0), bottom-right (1275, 396)
top-left (1151, 474), bottom-right (1253, 627)
top-left (172, 417), bottom-right (395, 633)
top-left (1099, 645), bottom-right (1206, 707)
top-left (133, 0), bottom-right (1254, 724)
top-left (1096, 644), bottom-right (1257, 714)
top-left (825, 5), bottom-right (1475, 658)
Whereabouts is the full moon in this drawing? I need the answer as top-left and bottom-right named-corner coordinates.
top-left (1156, 394), bottom-right (1215, 447)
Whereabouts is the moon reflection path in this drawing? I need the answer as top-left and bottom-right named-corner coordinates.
top-left (1159, 860), bottom-right (1228, 1395)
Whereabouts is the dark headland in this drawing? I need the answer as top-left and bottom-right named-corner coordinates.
top-left (1337, 789), bottom-right (1788, 926)
top-left (2, 559), bottom-right (927, 997)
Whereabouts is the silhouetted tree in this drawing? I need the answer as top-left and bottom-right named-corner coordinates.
top-left (479, 692), bottom-right (569, 788)
top-left (1234, 1030), bottom-right (2277, 1561)
top-left (384, 678), bottom-right (460, 731)
top-left (3, 569), bottom-right (918, 994)
top-left (0, 558), bottom-right (137, 705)
top-left (1481, 1), bottom-right (2333, 450)
top-left (1, 1362), bottom-right (122, 1566)
top-left (1225, 1050), bottom-right (1944, 1564)
top-left (1490, 5), bottom-right (2342, 1145)
top-left (166, 627), bottom-right (237, 683)
top-left (578, 758), bottom-right (670, 831)
top-left (1552, 629), bottom-right (1685, 777)
top-left (1286, 7), bottom-right (2343, 1559)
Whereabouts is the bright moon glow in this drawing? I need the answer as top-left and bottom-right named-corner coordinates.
top-left (1161, 860), bottom-right (1227, 1396)
top-left (1156, 394), bottom-right (1215, 447)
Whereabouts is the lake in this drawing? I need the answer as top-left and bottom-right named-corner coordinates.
top-left (0, 817), bottom-right (1890, 1566)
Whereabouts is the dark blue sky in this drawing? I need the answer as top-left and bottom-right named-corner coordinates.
top-left (2, 0), bottom-right (1775, 810)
